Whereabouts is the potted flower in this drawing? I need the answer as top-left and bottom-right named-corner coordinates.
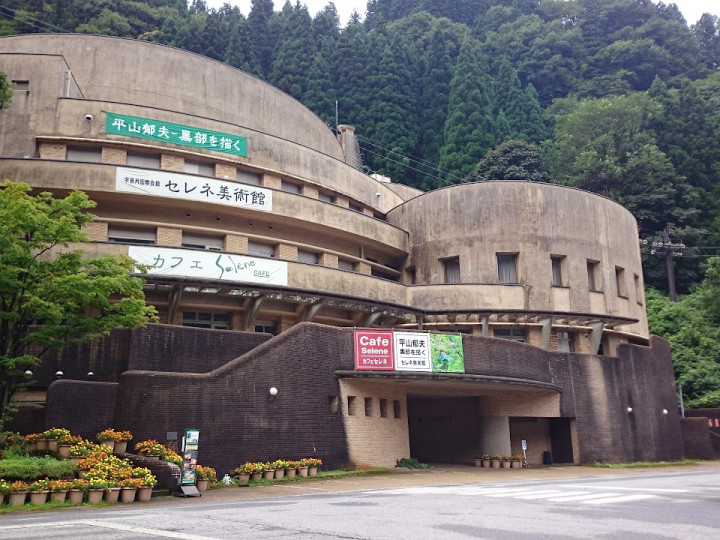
top-left (28, 478), bottom-right (51, 506)
top-left (7, 480), bottom-right (29, 506)
top-left (297, 459), bottom-right (309, 477)
top-left (25, 432), bottom-right (41, 452)
top-left (234, 462), bottom-right (255, 483)
top-left (271, 459), bottom-right (289, 480)
top-left (68, 478), bottom-right (88, 505)
top-left (132, 467), bottom-right (156, 501)
top-left (286, 460), bottom-right (300, 478)
top-left (195, 465), bottom-right (216, 491)
top-left (303, 458), bottom-right (322, 476)
top-left (97, 428), bottom-right (133, 453)
top-left (160, 447), bottom-right (182, 467)
top-left (473, 453), bottom-right (483, 467)
top-left (480, 454), bottom-right (492, 468)
top-left (491, 455), bottom-right (501, 469)
top-left (134, 439), bottom-right (164, 460)
top-left (502, 456), bottom-right (512, 469)
top-left (104, 480), bottom-right (122, 504)
top-left (260, 461), bottom-right (275, 480)
top-left (43, 427), bottom-right (71, 453)
top-left (86, 477), bottom-right (108, 504)
top-left (119, 477), bottom-right (143, 503)
top-left (48, 479), bottom-right (71, 503)
top-left (511, 454), bottom-right (524, 469)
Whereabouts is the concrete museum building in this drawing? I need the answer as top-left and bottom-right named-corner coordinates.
top-left (0, 35), bottom-right (684, 474)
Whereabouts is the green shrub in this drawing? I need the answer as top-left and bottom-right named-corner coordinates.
top-left (395, 458), bottom-right (430, 469)
top-left (0, 455), bottom-right (76, 480)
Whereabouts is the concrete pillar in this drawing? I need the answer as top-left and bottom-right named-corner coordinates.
top-left (478, 416), bottom-right (511, 456)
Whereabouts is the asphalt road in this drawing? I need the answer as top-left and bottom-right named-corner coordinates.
top-left (2, 466), bottom-right (720, 539)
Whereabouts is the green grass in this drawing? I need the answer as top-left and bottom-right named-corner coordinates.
top-left (0, 454), bottom-right (76, 480)
top-left (589, 459), bottom-right (698, 468)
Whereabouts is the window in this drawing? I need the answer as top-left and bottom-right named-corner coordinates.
top-left (349, 203), bottom-right (362, 213)
top-left (237, 170), bottom-right (260, 186)
top-left (497, 254), bottom-right (518, 284)
top-left (634, 274), bottom-right (643, 304)
top-left (551, 255), bottom-right (565, 286)
top-left (615, 266), bottom-right (627, 297)
top-left (494, 328), bottom-right (525, 342)
top-left (379, 399), bottom-right (388, 418)
top-left (247, 241), bottom-right (275, 258)
top-left (347, 396), bottom-right (357, 416)
top-left (318, 192), bottom-right (334, 203)
top-left (557, 331), bottom-right (575, 352)
top-left (281, 180), bottom-right (301, 194)
top-left (184, 160), bottom-right (214, 177)
top-left (338, 259), bottom-right (355, 271)
top-left (107, 225), bottom-right (156, 245)
top-left (407, 267), bottom-right (417, 284)
top-left (587, 260), bottom-right (601, 291)
top-left (254, 321), bottom-right (277, 335)
top-left (443, 257), bottom-right (460, 284)
top-left (67, 146), bottom-right (102, 163)
top-left (393, 400), bottom-right (401, 419)
top-left (127, 151), bottom-right (160, 169)
top-left (182, 311), bottom-right (229, 330)
top-left (364, 397), bottom-right (373, 417)
top-left (298, 250), bottom-right (319, 264)
top-left (182, 233), bottom-right (223, 251)
top-left (12, 80), bottom-right (29, 91)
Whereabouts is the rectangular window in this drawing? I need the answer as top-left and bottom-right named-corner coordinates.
top-left (557, 331), bottom-right (575, 352)
top-left (347, 396), bottom-right (357, 416)
top-left (254, 321), bottom-right (277, 335)
top-left (338, 259), bottom-right (355, 271)
top-left (493, 328), bottom-right (525, 342)
top-left (497, 253), bottom-right (518, 284)
top-left (182, 233), bottom-right (223, 251)
top-left (349, 203), bottom-right (362, 213)
top-left (182, 311), bottom-right (229, 330)
top-left (379, 398), bottom-right (388, 418)
top-left (12, 80), bottom-right (29, 91)
top-left (67, 146), bottom-right (102, 163)
top-left (615, 266), bottom-right (627, 297)
top-left (298, 250), bottom-right (319, 264)
top-left (407, 266), bottom-right (417, 284)
top-left (184, 160), bottom-right (214, 177)
top-left (587, 260), bottom-right (601, 291)
top-left (443, 257), bottom-right (460, 284)
top-left (107, 225), bottom-right (156, 245)
top-left (237, 170), bottom-right (260, 186)
top-left (247, 241), bottom-right (275, 258)
top-left (364, 397), bottom-right (373, 417)
top-left (281, 180), bottom-right (301, 194)
top-left (393, 400), bottom-right (401, 419)
top-left (551, 255), bottom-right (564, 286)
top-left (126, 151), bottom-right (161, 169)
top-left (318, 192), bottom-right (334, 203)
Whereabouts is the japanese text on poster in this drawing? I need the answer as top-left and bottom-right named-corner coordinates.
top-left (394, 331), bottom-right (431, 372)
top-left (181, 429), bottom-right (200, 486)
top-left (354, 330), bottom-right (395, 370)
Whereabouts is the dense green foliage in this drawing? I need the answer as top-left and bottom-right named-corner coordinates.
top-left (0, 452), bottom-right (76, 480)
top-left (2, 0), bottom-right (720, 403)
top-left (0, 182), bottom-right (157, 430)
top-left (0, 71), bottom-right (12, 109)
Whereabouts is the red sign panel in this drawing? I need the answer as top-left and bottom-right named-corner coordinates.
top-left (354, 330), bottom-right (395, 370)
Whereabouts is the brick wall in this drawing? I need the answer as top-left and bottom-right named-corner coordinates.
top-left (157, 226), bottom-right (182, 246)
top-left (261, 173), bottom-right (281, 189)
top-left (215, 163), bottom-right (236, 179)
top-left (45, 380), bottom-right (119, 440)
top-left (102, 147), bottom-right (126, 165)
top-left (39, 143), bottom-right (66, 159)
top-left (681, 417), bottom-right (714, 459)
top-left (161, 154), bottom-right (184, 172)
top-left (83, 221), bottom-right (108, 242)
top-left (224, 234), bottom-right (248, 253)
top-left (319, 253), bottom-right (338, 268)
top-left (276, 244), bottom-right (298, 260)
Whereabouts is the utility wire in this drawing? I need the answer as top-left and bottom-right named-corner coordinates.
top-left (358, 143), bottom-right (457, 187)
top-left (0, 5), bottom-right (71, 34)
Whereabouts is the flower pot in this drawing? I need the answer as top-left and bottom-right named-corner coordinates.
top-left (308, 467), bottom-right (318, 477)
top-left (27, 441), bottom-right (38, 452)
top-left (50, 490), bottom-right (68, 503)
top-left (68, 489), bottom-right (84, 505)
top-left (473, 459), bottom-right (482, 467)
top-left (196, 479), bottom-right (210, 492)
top-left (482, 460), bottom-right (491, 468)
top-left (137, 486), bottom-right (153, 502)
top-left (297, 466), bottom-right (309, 477)
top-left (250, 472), bottom-right (262, 482)
top-left (100, 440), bottom-right (115, 451)
top-left (29, 491), bottom-right (48, 505)
top-left (491, 460), bottom-right (500, 468)
top-left (285, 468), bottom-right (297, 478)
top-left (77, 468), bottom-right (89, 479)
top-left (502, 461), bottom-right (511, 469)
top-left (58, 445), bottom-right (71, 458)
top-left (237, 473), bottom-right (251, 484)
top-left (8, 491), bottom-right (28, 506)
top-left (511, 461), bottom-right (522, 469)
top-left (274, 469), bottom-right (285, 480)
top-left (47, 439), bottom-right (59, 453)
top-left (36, 438), bottom-right (48, 451)
top-left (70, 457), bottom-right (83, 466)
top-left (88, 489), bottom-right (104, 504)
top-left (144, 454), bottom-right (160, 461)
top-left (262, 469), bottom-right (275, 480)
top-left (120, 487), bottom-right (137, 503)
top-left (104, 487), bottom-right (121, 503)
top-left (114, 441), bottom-right (128, 454)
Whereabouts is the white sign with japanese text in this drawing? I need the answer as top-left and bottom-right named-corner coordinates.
top-left (116, 167), bottom-right (272, 212)
top-left (128, 246), bottom-right (288, 286)
top-left (394, 331), bottom-right (431, 372)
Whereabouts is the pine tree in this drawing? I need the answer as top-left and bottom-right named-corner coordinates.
top-left (248, 0), bottom-right (277, 79)
top-left (269, 2), bottom-right (315, 101)
top-left (225, 17), bottom-right (262, 76)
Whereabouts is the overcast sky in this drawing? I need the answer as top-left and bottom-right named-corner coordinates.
top-left (206, 1), bottom-right (719, 27)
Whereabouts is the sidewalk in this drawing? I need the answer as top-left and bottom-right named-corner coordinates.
top-left (161, 461), bottom-right (720, 506)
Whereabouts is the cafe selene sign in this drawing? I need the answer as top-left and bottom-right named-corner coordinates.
top-left (354, 330), bottom-right (394, 370)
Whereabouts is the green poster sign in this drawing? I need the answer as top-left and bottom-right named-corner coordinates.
top-left (429, 333), bottom-right (465, 373)
top-left (106, 112), bottom-right (247, 157)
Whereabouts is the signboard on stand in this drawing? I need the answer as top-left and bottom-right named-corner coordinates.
top-left (174, 429), bottom-right (201, 497)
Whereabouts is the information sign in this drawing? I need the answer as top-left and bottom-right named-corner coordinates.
top-left (354, 330), bottom-right (394, 370)
top-left (180, 429), bottom-right (200, 486)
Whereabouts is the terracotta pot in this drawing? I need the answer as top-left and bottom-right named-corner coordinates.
top-left (50, 490), bottom-right (68, 503)
top-left (237, 473), bottom-right (251, 484)
top-left (120, 487), bottom-right (137, 503)
top-left (70, 457), bottom-right (83, 465)
top-left (262, 470), bottom-right (275, 480)
top-left (196, 479), bottom-right (210, 492)
top-left (482, 460), bottom-right (491, 468)
top-left (68, 489), bottom-right (84, 505)
top-left (77, 468), bottom-right (89, 479)
top-left (502, 461), bottom-right (511, 469)
top-left (47, 439), bottom-right (59, 452)
top-left (27, 441), bottom-right (38, 452)
top-left (58, 445), bottom-right (71, 458)
top-left (104, 487), bottom-right (121, 503)
top-left (297, 466), bottom-right (309, 477)
top-left (99, 439), bottom-right (114, 450)
top-left (473, 459), bottom-right (482, 467)
top-left (29, 491), bottom-right (48, 505)
top-left (8, 491), bottom-right (28, 506)
top-left (511, 461), bottom-right (522, 469)
top-left (274, 469), bottom-right (285, 480)
top-left (285, 468), bottom-right (297, 478)
top-left (250, 472), bottom-right (262, 482)
top-left (137, 486), bottom-right (153, 502)
top-left (36, 439), bottom-right (48, 451)
top-left (114, 441), bottom-right (128, 454)
top-left (308, 467), bottom-right (318, 477)
top-left (87, 489), bottom-right (104, 504)
top-left (491, 460), bottom-right (500, 468)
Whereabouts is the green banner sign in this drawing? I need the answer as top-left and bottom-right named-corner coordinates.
top-left (106, 112), bottom-right (247, 157)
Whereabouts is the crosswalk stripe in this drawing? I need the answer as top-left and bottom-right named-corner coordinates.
top-left (511, 490), bottom-right (567, 500)
top-left (583, 494), bottom-right (657, 505)
top-left (547, 492), bottom-right (617, 502)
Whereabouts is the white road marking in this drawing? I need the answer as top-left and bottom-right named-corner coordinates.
top-left (547, 492), bottom-right (620, 502)
top-left (511, 490), bottom-right (568, 500)
top-left (583, 494), bottom-right (658, 505)
top-left (558, 484), bottom-right (687, 493)
top-left (0, 519), bottom-right (218, 539)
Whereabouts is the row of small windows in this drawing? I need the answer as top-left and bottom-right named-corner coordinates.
top-left (345, 396), bottom-right (402, 419)
top-left (63, 145), bottom-right (376, 216)
top-left (443, 253), bottom-right (641, 299)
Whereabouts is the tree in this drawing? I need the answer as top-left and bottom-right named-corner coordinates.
top-left (467, 139), bottom-right (550, 183)
top-left (0, 182), bottom-right (156, 429)
top-left (0, 71), bottom-right (12, 109)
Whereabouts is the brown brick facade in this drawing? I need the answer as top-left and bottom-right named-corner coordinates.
top-left (160, 154), bottom-right (184, 172)
top-left (101, 147), bottom-right (126, 165)
top-left (39, 143), bottom-right (66, 159)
